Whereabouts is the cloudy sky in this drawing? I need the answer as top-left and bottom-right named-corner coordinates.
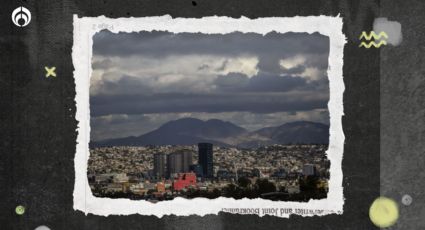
top-left (90, 30), bottom-right (330, 141)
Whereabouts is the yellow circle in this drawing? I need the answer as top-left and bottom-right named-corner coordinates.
top-left (15, 205), bottom-right (25, 215)
top-left (369, 197), bottom-right (399, 228)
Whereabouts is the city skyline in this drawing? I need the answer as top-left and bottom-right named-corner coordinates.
top-left (88, 143), bottom-right (329, 202)
top-left (152, 143), bottom-right (213, 180)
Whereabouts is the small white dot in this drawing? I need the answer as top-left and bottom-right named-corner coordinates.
top-left (401, 194), bottom-right (412, 206)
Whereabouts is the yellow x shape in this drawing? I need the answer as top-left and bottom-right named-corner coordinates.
top-left (45, 66), bottom-right (56, 78)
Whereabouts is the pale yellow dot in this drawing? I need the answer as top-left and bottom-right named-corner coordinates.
top-left (369, 197), bottom-right (399, 228)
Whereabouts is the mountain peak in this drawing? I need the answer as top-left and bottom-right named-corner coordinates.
top-left (91, 119), bottom-right (329, 148)
top-left (278, 120), bottom-right (329, 128)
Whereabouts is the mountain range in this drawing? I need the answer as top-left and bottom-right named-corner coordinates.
top-left (90, 118), bottom-right (329, 148)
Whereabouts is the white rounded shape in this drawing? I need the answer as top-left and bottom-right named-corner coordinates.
top-left (11, 6), bottom-right (32, 27)
top-left (401, 194), bottom-right (412, 206)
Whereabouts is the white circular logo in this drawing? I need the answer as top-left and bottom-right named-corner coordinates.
top-left (11, 6), bottom-right (31, 27)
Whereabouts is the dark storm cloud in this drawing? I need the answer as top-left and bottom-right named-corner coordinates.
top-left (257, 54), bottom-right (284, 74)
top-left (92, 59), bottom-right (113, 69)
top-left (243, 73), bottom-right (308, 92)
top-left (91, 71), bottom-right (328, 117)
top-left (90, 31), bottom-right (330, 116)
top-left (214, 72), bottom-right (250, 88)
top-left (90, 92), bottom-right (328, 117)
top-left (90, 31), bottom-right (330, 140)
top-left (93, 30), bottom-right (329, 59)
top-left (91, 74), bottom-right (155, 95)
top-left (92, 30), bottom-right (329, 83)
top-left (93, 70), bottom-right (318, 96)
top-left (214, 72), bottom-right (308, 92)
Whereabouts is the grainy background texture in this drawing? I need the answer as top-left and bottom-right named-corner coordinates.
top-left (0, 0), bottom-right (422, 229)
top-left (380, 1), bottom-right (425, 229)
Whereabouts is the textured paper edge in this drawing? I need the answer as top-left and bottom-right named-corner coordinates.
top-left (72, 15), bottom-right (346, 217)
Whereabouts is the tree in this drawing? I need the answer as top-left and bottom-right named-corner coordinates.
top-left (278, 186), bottom-right (288, 193)
top-left (256, 179), bottom-right (276, 194)
top-left (298, 175), bottom-right (327, 201)
top-left (299, 176), bottom-right (319, 192)
top-left (238, 177), bottom-right (251, 188)
top-left (223, 183), bottom-right (237, 197)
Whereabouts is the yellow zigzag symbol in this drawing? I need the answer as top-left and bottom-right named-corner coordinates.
top-left (359, 40), bottom-right (387, 48)
top-left (359, 31), bottom-right (388, 40)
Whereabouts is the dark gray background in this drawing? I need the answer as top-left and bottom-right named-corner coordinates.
top-left (380, 1), bottom-right (425, 229)
top-left (0, 0), bottom-right (421, 229)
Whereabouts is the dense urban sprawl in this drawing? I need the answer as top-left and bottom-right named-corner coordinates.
top-left (88, 144), bottom-right (330, 202)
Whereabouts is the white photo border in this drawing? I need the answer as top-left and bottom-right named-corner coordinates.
top-left (72, 15), bottom-right (346, 217)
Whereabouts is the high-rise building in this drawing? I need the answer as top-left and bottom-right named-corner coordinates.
top-left (167, 152), bottom-right (182, 178)
top-left (189, 164), bottom-right (203, 178)
top-left (198, 143), bottom-right (213, 178)
top-left (153, 153), bottom-right (167, 179)
top-left (167, 150), bottom-right (193, 178)
top-left (181, 151), bottom-right (193, 173)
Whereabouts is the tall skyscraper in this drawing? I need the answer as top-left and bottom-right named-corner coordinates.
top-left (198, 143), bottom-right (213, 178)
top-left (189, 164), bottom-right (203, 178)
top-left (167, 152), bottom-right (182, 178)
top-left (153, 153), bottom-right (167, 179)
top-left (166, 150), bottom-right (193, 178)
top-left (181, 151), bottom-right (192, 172)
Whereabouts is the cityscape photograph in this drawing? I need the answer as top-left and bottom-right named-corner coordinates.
top-left (88, 30), bottom-right (331, 202)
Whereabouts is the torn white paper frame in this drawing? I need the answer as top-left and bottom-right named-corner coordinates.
top-left (72, 15), bottom-right (345, 217)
